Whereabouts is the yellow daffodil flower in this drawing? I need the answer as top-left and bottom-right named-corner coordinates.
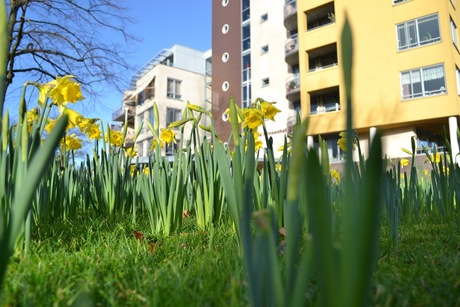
top-left (86, 124), bottom-right (101, 141)
top-left (337, 131), bottom-right (357, 152)
top-left (48, 75), bottom-right (85, 106)
top-left (242, 108), bottom-right (264, 130)
top-left (61, 134), bottom-right (82, 151)
top-left (26, 108), bottom-right (39, 132)
top-left (260, 101), bottom-right (281, 121)
top-left (275, 163), bottom-right (282, 172)
top-left (330, 169), bottom-right (341, 184)
top-left (44, 118), bottom-right (58, 134)
top-left (125, 147), bottom-right (137, 157)
top-left (160, 128), bottom-right (176, 145)
top-left (150, 138), bottom-right (164, 151)
top-left (105, 129), bottom-right (123, 147)
top-left (400, 158), bottom-right (409, 167)
top-left (62, 108), bottom-right (84, 129)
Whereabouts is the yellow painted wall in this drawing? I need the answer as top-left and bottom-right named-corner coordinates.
top-left (298, 0), bottom-right (460, 136)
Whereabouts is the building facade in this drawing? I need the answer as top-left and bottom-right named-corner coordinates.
top-left (212, 0), bottom-right (298, 153)
top-left (112, 45), bottom-right (211, 158)
top-left (297, 0), bottom-right (460, 161)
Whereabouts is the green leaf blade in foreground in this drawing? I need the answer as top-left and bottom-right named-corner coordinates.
top-left (0, 114), bottom-right (68, 293)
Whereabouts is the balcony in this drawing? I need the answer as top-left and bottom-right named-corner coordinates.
top-left (308, 43), bottom-right (338, 72)
top-left (306, 2), bottom-right (335, 32)
top-left (286, 74), bottom-right (300, 102)
top-left (285, 34), bottom-right (299, 66)
top-left (112, 104), bottom-right (136, 124)
top-left (309, 87), bottom-right (340, 115)
top-left (286, 115), bottom-right (297, 134)
top-left (284, 0), bottom-right (297, 31)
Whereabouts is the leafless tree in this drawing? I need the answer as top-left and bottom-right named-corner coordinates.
top-left (2, 0), bottom-right (137, 115)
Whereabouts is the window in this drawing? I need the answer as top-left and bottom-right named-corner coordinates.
top-left (451, 18), bottom-right (458, 47)
top-left (242, 83), bottom-right (252, 108)
top-left (400, 64), bottom-right (446, 100)
top-left (222, 24), bottom-right (229, 34)
top-left (222, 0), bottom-right (229, 7)
top-left (261, 13), bottom-right (268, 23)
top-left (136, 91), bottom-right (145, 106)
top-left (165, 141), bottom-right (177, 156)
top-left (261, 45), bottom-right (269, 54)
top-left (137, 141), bottom-right (144, 157)
top-left (393, 0), bottom-right (409, 4)
top-left (166, 107), bottom-right (182, 127)
top-left (310, 87), bottom-right (340, 114)
top-left (306, 2), bottom-right (335, 31)
top-left (456, 66), bottom-right (460, 95)
top-left (137, 114), bottom-right (144, 132)
top-left (145, 78), bottom-right (155, 99)
top-left (242, 24), bottom-right (250, 51)
top-left (262, 78), bottom-right (270, 87)
top-left (397, 14), bottom-right (441, 51)
top-left (167, 78), bottom-right (182, 99)
top-left (148, 110), bottom-right (154, 126)
top-left (222, 52), bottom-right (229, 62)
top-left (222, 81), bottom-right (229, 91)
top-left (308, 43), bottom-right (338, 72)
top-left (242, 0), bottom-right (250, 22)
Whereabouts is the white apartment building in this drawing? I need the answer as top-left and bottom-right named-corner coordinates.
top-left (112, 45), bottom-right (212, 158)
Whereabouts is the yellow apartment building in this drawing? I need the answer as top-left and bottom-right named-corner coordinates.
top-left (296, 0), bottom-right (460, 161)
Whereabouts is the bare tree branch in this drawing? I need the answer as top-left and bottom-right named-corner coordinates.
top-left (3, 0), bottom-right (138, 115)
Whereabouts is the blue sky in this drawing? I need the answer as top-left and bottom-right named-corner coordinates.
top-left (96, 0), bottom-right (212, 124)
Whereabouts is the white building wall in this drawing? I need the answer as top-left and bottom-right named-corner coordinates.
top-left (133, 64), bottom-right (207, 158)
top-left (251, 0), bottom-right (291, 156)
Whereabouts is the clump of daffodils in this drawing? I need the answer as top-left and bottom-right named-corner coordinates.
top-left (23, 75), bottom-right (103, 155)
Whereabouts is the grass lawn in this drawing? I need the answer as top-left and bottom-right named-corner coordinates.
top-left (2, 211), bottom-right (459, 306)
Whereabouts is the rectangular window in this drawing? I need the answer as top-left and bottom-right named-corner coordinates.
top-left (451, 18), bottom-right (458, 47)
top-left (167, 78), bottom-right (182, 99)
top-left (261, 13), bottom-right (268, 23)
top-left (148, 110), bottom-right (154, 126)
top-left (393, 0), bottom-right (409, 4)
top-left (165, 142), bottom-right (177, 156)
top-left (262, 78), bottom-right (270, 87)
top-left (242, 0), bottom-right (250, 22)
top-left (400, 64), bottom-right (446, 100)
top-left (137, 141), bottom-right (144, 157)
top-left (145, 77), bottom-right (155, 99)
top-left (242, 24), bottom-right (251, 51)
top-left (242, 53), bottom-right (251, 82)
top-left (166, 107), bottom-right (182, 127)
top-left (242, 83), bottom-right (252, 108)
top-left (397, 14), bottom-right (441, 51)
top-left (310, 87), bottom-right (340, 114)
top-left (261, 45), bottom-right (269, 54)
top-left (456, 66), bottom-right (460, 95)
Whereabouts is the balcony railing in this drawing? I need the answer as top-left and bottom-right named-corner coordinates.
top-left (308, 62), bottom-right (338, 73)
top-left (311, 102), bottom-right (340, 115)
top-left (285, 34), bottom-right (299, 65)
top-left (286, 74), bottom-right (300, 95)
top-left (285, 34), bottom-right (298, 56)
top-left (112, 104), bottom-right (136, 122)
top-left (284, 0), bottom-right (297, 31)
